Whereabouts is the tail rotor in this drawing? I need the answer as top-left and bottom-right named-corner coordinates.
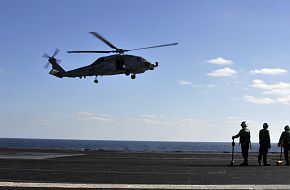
top-left (42, 49), bottom-right (61, 69)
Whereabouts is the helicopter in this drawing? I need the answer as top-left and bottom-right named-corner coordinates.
top-left (43, 32), bottom-right (178, 84)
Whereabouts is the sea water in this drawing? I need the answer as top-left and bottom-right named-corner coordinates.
top-left (0, 138), bottom-right (280, 152)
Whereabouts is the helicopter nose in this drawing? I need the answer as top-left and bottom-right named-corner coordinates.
top-left (144, 62), bottom-right (154, 70)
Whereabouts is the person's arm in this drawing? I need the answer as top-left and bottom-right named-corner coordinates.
top-left (268, 131), bottom-right (271, 149)
top-left (232, 131), bottom-right (240, 139)
top-left (278, 132), bottom-right (283, 147)
top-left (249, 131), bottom-right (251, 149)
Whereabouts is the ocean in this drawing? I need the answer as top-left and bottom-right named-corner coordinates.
top-left (0, 138), bottom-right (280, 153)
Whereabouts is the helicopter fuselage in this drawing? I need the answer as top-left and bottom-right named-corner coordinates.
top-left (50, 54), bottom-right (158, 82)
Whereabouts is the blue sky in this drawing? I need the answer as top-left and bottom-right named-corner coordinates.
top-left (1, 0), bottom-right (290, 142)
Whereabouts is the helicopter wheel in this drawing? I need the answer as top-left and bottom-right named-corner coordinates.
top-left (125, 70), bottom-right (130, 76)
top-left (131, 74), bottom-right (136, 79)
top-left (94, 79), bottom-right (98, 83)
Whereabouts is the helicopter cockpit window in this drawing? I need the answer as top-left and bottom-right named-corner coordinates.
top-left (93, 57), bottom-right (104, 65)
top-left (97, 57), bottom-right (104, 62)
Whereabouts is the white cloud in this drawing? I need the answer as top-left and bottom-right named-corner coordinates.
top-left (130, 115), bottom-right (202, 128)
top-left (178, 80), bottom-right (192, 85)
top-left (207, 57), bottom-right (233, 65)
top-left (132, 114), bottom-right (166, 125)
top-left (207, 84), bottom-right (215, 88)
top-left (252, 79), bottom-right (290, 91)
top-left (245, 80), bottom-right (290, 105)
top-left (225, 116), bottom-right (258, 127)
top-left (0, 113), bottom-right (53, 127)
top-left (207, 67), bottom-right (237, 77)
top-left (192, 84), bottom-right (203, 88)
top-left (72, 112), bottom-right (114, 122)
top-left (243, 95), bottom-right (276, 104)
top-left (276, 96), bottom-right (290, 105)
top-left (250, 68), bottom-right (288, 75)
top-left (72, 112), bottom-right (203, 128)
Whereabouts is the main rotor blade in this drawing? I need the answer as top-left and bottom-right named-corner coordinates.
top-left (89, 32), bottom-right (119, 50)
top-left (128, 42), bottom-right (178, 51)
top-left (67, 50), bottom-right (114, 54)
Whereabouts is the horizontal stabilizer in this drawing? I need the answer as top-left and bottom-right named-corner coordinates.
top-left (49, 69), bottom-right (63, 78)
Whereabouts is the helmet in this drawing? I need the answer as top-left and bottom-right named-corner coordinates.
top-left (285, 125), bottom-right (289, 131)
top-left (241, 121), bottom-right (247, 128)
top-left (263, 123), bottom-right (269, 129)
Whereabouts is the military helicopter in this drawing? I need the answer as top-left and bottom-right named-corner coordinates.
top-left (43, 32), bottom-right (178, 84)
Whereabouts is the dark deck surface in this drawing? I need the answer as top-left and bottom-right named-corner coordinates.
top-left (0, 149), bottom-right (288, 189)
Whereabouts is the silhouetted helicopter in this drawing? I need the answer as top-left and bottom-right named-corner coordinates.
top-left (43, 32), bottom-right (178, 84)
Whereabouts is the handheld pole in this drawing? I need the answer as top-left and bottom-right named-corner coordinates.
top-left (231, 139), bottom-right (235, 166)
top-left (280, 146), bottom-right (283, 161)
top-left (276, 146), bottom-right (283, 166)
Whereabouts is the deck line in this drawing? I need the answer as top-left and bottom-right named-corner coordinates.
top-left (0, 181), bottom-right (289, 189)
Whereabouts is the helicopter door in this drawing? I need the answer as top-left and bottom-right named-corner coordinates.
top-left (116, 59), bottom-right (124, 71)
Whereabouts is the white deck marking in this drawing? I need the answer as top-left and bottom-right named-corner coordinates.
top-left (0, 153), bottom-right (84, 159)
top-left (0, 182), bottom-right (289, 189)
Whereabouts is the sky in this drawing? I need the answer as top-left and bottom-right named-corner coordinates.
top-left (1, 0), bottom-right (290, 142)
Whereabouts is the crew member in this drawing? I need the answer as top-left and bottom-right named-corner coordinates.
top-left (258, 123), bottom-right (271, 166)
top-left (232, 121), bottom-right (251, 166)
top-left (278, 125), bottom-right (290, 166)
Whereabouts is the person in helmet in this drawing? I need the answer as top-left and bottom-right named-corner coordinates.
top-left (232, 121), bottom-right (251, 166)
top-left (278, 125), bottom-right (290, 166)
top-left (258, 123), bottom-right (271, 166)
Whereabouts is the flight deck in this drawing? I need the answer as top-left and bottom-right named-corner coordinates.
top-left (0, 149), bottom-right (289, 189)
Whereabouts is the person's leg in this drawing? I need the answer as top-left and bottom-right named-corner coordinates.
top-left (258, 146), bottom-right (262, 165)
top-left (244, 144), bottom-right (249, 165)
top-left (263, 146), bottom-right (269, 165)
top-left (284, 148), bottom-right (289, 166)
top-left (241, 144), bottom-right (249, 165)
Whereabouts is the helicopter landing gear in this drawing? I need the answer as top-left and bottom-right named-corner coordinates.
top-left (94, 76), bottom-right (98, 84)
top-left (131, 74), bottom-right (136, 79)
top-left (125, 70), bottom-right (130, 76)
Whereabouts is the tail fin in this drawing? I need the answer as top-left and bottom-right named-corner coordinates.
top-left (48, 58), bottom-right (65, 78)
top-left (43, 49), bottom-right (65, 78)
